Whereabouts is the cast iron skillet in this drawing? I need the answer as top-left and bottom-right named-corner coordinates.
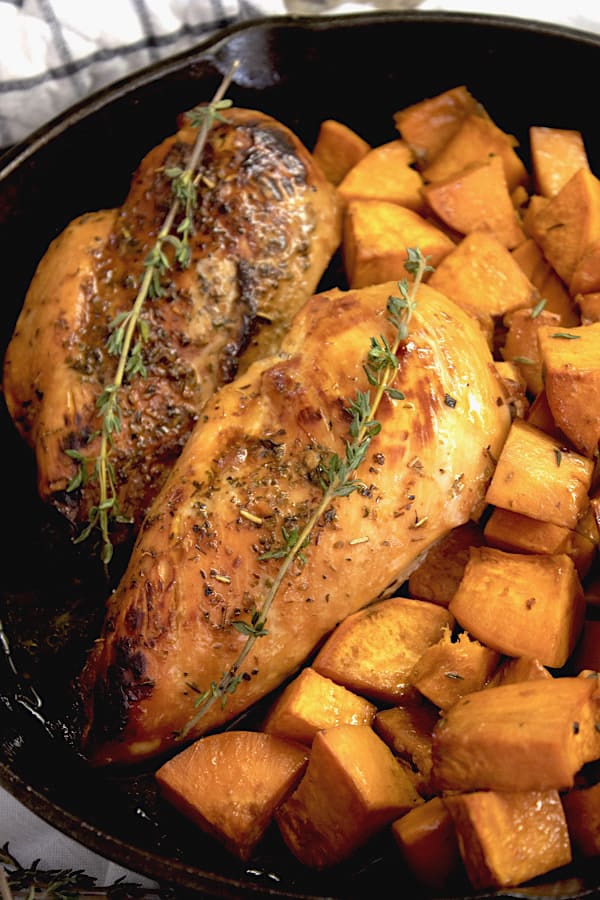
top-left (1, 10), bottom-right (599, 899)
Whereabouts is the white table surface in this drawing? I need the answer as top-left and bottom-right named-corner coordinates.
top-left (2, 0), bottom-right (600, 893)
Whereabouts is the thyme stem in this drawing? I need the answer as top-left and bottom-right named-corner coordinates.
top-left (182, 247), bottom-right (431, 736)
top-left (70, 61), bottom-right (239, 568)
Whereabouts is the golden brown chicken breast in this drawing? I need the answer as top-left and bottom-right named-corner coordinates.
top-left (2, 108), bottom-right (341, 545)
top-left (79, 280), bottom-right (511, 766)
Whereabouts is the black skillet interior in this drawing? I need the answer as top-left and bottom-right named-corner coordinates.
top-left (1, 10), bottom-right (600, 899)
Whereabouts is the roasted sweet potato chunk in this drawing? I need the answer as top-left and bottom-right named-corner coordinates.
top-left (155, 730), bottom-right (308, 860)
top-left (538, 321), bottom-right (600, 458)
top-left (373, 696), bottom-right (440, 787)
top-left (432, 677), bottom-right (600, 793)
top-left (577, 290), bottom-right (600, 323)
top-left (262, 666), bottom-right (376, 745)
top-left (501, 306), bottom-right (561, 395)
top-left (562, 781), bottom-right (600, 857)
top-left (484, 506), bottom-right (572, 555)
top-left (446, 790), bottom-right (571, 890)
top-left (342, 199), bottom-right (454, 288)
top-left (407, 521), bottom-right (485, 608)
top-left (530, 125), bottom-right (589, 198)
top-left (529, 167), bottom-right (600, 284)
top-left (485, 418), bottom-right (594, 529)
top-left (392, 797), bottom-right (462, 889)
top-left (428, 231), bottom-right (538, 318)
top-left (312, 596), bottom-right (453, 704)
top-left (312, 119), bottom-right (371, 185)
top-left (275, 724), bottom-right (421, 868)
top-left (393, 85), bottom-right (484, 166)
top-left (422, 114), bottom-right (527, 192)
top-left (410, 629), bottom-right (501, 710)
top-left (569, 237), bottom-right (600, 296)
top-left (449, 546), bottom-right (585, 667)
top-left (525, 389), bottom-right (568, 441)
top-left (488, 655), bottom-right (552, 687)
top-left (512, 237), bottom-right (579, 325)
top-left (337, 140), bottom-right (423, 210)
top-left (483, 507), bottom-right (594, 577)
top-left (422, 156), bottom-right (525, 249)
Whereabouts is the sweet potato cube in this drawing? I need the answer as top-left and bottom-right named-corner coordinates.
top-left (337, 140), bottom-right (423, 210)
top-left (312, 119), bottom-right (371, 186)
top-left (511, 183), bottom-right (529, 210)
top-left (530, 126), bottom-right (589, 198)
top-left (484, 506), bottom-right (572, 555)
top-left (312, 596), bottom-right (453, 704)
top-left (275, 724), bottom-right (421, 868)
top-left (407, 521), bottom-right (484, 608)
top-left (501, 306), bottom-right (561, 395)
top-left (512, 238), bottom-right (579, 325)
top-left (262, 667), bottom-right (376, 745)
top-left (522, 194), bottom-right (549, 237)
top-left (410, 629), bottom-right (501, 710)
top-left (422, 156), bottom-right (525, 249)
top-left (575, 501), bottom-right (599, 545)
top-left (483, 507), bottom-right (593, 578)
top-left (529, 167), bottom-right (600, 284)
top-left (488, 655), bottom-right (552, 687)
top-left (525, 389), bottom-right (568, 441)
top-left (449, 546), bottom-right (585, 667)
top-left (155, 730), bottom-right (308, 860)
top-left (562, 781), bottom-right (600, 857)
top-left (446, 790), bottom-right (571, 890)
top-left (431, 677), bottom-right (600, 792)
top-left (391, 797), bottom-right (462, 889)
top-left (569, 237), bottom-right (600, 296)
top-left (373, 697), bottom-right (439, 782)
top-left (342, 199), bottom-right (454, 289)
top-left (428, 231), bottom-right (537, 318)
top-left (565, 532), bottom-right (596, 581)
top-left (577, 290), bottom-right (600, 324)
top-left (393, 85), bottom-right (484, 166)
top-left (538, 322), bottom-right (600, 458)
top-left (423, 114), bottom-right (528, 192)
top-left (485, 418), bottom-right (594, 529)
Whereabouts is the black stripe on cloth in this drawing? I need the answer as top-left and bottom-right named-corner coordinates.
top-left (131, 0), bottom-right (161, 62)
top-left (0, 13), bottom-right (237, 94)
top-left (36, 0), bottom-right (74, 65)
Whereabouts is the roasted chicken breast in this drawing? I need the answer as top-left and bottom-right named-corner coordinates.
top-left (79, 280), bottom-right (511, 766)
top-left (2, 108), bottom-right (340, 541)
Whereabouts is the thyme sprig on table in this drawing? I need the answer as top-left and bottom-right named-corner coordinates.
top-left (66, 62), bottom-right (239, 568)
top-left (0, 843), bottom-right (171, 900)
top-left (181, 247), bottom-right (432, 736)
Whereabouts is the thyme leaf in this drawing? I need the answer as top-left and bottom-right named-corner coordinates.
top-left (530, 297), bottom-right (547, 318)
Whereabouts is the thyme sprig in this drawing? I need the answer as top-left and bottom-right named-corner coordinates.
top-left (0, 843), bottom-right (170, 899)
top-left (181, 247), bottom-right (432, 736)
top-left (67, 62), bottom-right (239, 568)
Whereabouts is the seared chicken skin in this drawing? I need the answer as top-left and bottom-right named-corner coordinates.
top-left (79, 281), bottom-right (511, 766)
top-left (2, 108), bottom-right (340, 540)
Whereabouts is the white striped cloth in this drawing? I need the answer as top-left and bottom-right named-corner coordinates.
top-left (2, 0), bottom-right (600, 148)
